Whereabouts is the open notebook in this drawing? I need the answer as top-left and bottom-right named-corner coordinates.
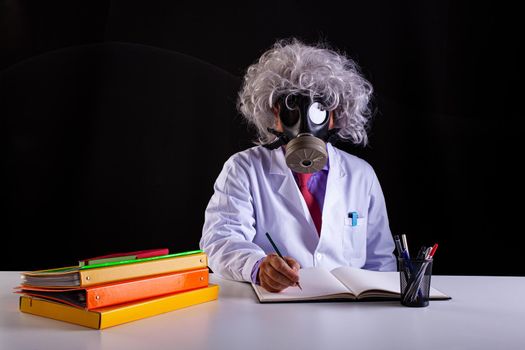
top-left (252, 266), bottom-right (450, 303)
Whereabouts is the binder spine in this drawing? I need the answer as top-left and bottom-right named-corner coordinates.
top-left (79, 253), bottom-right (207, 287)
top-left (86, 268), bottom-right (209, 309)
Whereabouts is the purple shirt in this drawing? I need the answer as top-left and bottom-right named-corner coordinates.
top-left (250, 151), bottom-right (330, 284)
top-left (293, 157), bottom-right (330, 211)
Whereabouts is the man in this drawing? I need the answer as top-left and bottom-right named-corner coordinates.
top-left (200, 38), bottom-right (396, 293)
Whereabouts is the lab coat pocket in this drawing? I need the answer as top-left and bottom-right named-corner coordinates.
top-left (343, 217), bottom-right (367, 266)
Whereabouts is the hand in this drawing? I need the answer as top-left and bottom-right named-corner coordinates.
top-left (258, 253), bottom-right (300, 293)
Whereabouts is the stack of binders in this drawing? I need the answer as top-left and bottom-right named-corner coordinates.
top-left (16, 249), bottom-right (218, 329)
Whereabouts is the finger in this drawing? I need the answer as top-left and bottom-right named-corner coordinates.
top-left (260, 257), bottom-right (289, 287)
top-left (283, 257), bottom-right (301, 287)
top-left (261, 275), bottom-right (286, 292)
top-left (261, 279), bottom-right (282, 293)
top-left (283, 256), bottom-right (301, 272)
top-left (260, 255), bottom-right (296, 287)
top-left (261, 282), bottom-right (280, 293)
top-left (264, 262), bottom-right (296, 287)
top-left (260, 268), bottom-right (288, 292)
top-left (268, 256), bottom-right (299, 282)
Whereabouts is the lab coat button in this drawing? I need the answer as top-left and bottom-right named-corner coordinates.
top-left (317, 253), bottom-right (323, 260)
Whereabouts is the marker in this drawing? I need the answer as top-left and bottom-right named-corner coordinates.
top-left (416, 246), bottom-right (427, 260)
top-left (265, 232), bottom-right (302, 290)
top-left (428, 244), bottom-right (439, 259)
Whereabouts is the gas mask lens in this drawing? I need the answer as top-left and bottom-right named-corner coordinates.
top-left (308, 102), bottom-right (328, 125)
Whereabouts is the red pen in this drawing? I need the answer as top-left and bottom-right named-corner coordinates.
top-left (428, 243), bottom-right (439, 259)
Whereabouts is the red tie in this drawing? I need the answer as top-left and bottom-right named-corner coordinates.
top-left (296, 173), bottom-right (322, 235)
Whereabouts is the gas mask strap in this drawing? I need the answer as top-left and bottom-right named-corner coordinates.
top-left (263, 128), bottom-right (290, 150)
top-left (326, 128), bottom-right (342, 144)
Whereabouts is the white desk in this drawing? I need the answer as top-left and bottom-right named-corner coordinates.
top-left (1, 272), bottom-right (524, 350)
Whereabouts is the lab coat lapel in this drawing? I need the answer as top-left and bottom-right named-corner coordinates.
top-left (320, 143), bottom-right (347, 243)
top-left (269, 148), bottom-right (316, 227)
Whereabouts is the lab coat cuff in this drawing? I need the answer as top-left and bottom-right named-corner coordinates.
top-left (250, 257), bottom-right (265, 284)
top-left (242, 252), bottom-right (267, 282)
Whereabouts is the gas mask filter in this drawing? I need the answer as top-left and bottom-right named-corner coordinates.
top-left (264, 94), bottom-right (339, 174)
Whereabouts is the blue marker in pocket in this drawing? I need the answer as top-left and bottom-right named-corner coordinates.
top-left (348, 212), bottom-right (358, 226)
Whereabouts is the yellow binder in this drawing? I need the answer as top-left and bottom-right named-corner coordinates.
top-left (78, 252), bottom-right (208, 287)
top-left (19, 284), bottom-right (219, 329)
top-left (22, 252), bottom-right (208, 287)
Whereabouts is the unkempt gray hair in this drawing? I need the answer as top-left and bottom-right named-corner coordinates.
top-left (237, 38), bottom-right (374, 145)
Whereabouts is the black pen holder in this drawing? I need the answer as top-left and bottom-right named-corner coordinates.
top-left (398, 258), bottom-right (433, 307)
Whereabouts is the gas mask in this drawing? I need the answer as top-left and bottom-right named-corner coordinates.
top-left (264, 94), bottom-right (340, 173)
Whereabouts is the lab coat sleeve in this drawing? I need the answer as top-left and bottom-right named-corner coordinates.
top-left (200, 155), bottom-right (267, 282)
top-left (363, 168), bottom-right (397, 271)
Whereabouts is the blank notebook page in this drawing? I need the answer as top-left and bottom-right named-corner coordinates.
top-left (254, 268), bottom-right (349, 301)
top-left (331, 266), bottom-right (400, 296)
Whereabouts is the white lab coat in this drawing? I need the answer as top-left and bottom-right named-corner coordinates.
top-left (200, 143), bottom-right (396, 282)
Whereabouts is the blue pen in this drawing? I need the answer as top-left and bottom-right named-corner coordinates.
top-left (393, 235), bottom-right (403, 257)
top-left (395, 235), bottom-right (422, 297)
top-left (400, 249), bottom-right (424, 299)
top-left (401, 250), bottom-right (413, 274)
top-left (401, 234), bottom-right (410, 259)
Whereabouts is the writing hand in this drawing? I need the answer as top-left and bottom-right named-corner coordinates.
top-left (258, 253), bottom-right (300, 293)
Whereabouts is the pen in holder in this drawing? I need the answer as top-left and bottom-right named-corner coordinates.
top-left (398, 258), bottom-right (433, 307)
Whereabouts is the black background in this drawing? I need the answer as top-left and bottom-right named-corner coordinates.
top-left (2, 1), bottom-right (523, 275)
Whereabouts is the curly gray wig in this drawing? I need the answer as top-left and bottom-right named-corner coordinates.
top-left (237, 38), bottom-right (374, 146)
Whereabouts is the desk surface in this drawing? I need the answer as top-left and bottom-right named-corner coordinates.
top-left (1, 272), bottom-right (524, 350)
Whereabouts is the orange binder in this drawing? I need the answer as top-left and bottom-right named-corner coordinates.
top-left (17, 268), bottom-right (209, 309)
